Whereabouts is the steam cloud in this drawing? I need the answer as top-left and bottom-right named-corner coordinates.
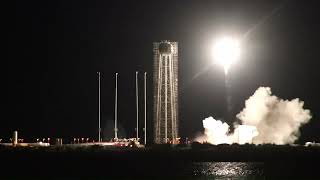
top-left (197, 87), bottom-right (312, 145)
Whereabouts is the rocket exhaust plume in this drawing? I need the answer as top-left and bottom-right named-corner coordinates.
top-left (197, 87), bottom-right (312, 145)
top-left (237, 87), bottom-right (311, 144)
top-left (195, 117), bottom-right (258, 145)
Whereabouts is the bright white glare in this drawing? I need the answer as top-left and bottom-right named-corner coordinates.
top-left (213, 37), bottom-right (240, 75)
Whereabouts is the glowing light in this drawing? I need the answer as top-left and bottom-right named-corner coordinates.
top-left (236, 125), bottom-right (259, 144)
top-left (213, 37), bottom-right (240, 74)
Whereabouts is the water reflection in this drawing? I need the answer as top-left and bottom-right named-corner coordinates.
top-left (192, 162), bottom-right (264, 179)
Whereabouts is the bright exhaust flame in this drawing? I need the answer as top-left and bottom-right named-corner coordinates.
top-left (213, 37), bottom-right (240, 75)
top-left (196, 87), bottom-right (312, 145)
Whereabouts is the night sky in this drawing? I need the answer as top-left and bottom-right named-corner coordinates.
top-left (7, 0), bottom-right (319, 143)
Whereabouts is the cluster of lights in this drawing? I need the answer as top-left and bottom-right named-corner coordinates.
top-left (36, 138), bottom-right (51, 143)
top-left (73, 137), bottom-right (90, 144)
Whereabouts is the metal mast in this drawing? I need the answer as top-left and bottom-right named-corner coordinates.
top-left (144, 72), bottom-right (147, 145)
top-left (136, 71), bottom-right (139, 140)
top-left (169, 57), bottom-right (174, 142)
top-left (164, 56), bottom-right (168, 143)
top-left (97, 72), bottom-right (101, 142)
top-left (114, 73), bottom-right (118, 140)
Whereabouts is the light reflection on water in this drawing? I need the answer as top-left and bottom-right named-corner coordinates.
top-left (192, 162), bottom-right (264, 179)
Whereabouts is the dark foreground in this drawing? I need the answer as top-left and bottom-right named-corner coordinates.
top-left (1, 144), bottom-right (319, 179)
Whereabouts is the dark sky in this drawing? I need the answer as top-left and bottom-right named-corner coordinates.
top-left (7, 0), bottom-right (320, 143)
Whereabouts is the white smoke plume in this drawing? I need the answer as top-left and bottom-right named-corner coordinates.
top-left (237, 87), bottom-right (311, 144)
top-left (195, 117), bottom-right (259, 145)
top-left (197, 87), bottom-right (312, 145)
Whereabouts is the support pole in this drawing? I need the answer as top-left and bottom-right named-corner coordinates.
top-left (115, 73), bottom-right (118, 140)
top-left (169, 57), bottom-right (174, 142)
top-left (136, 71), bottom-right (139, 141)
top-left (144, 72), bottom-right (147, 145)
top-left (164, 56), bottom-right (168, 143)
top-left (98, 72), bottom-right (101, 142)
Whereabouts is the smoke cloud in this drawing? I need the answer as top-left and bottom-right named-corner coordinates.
top-left (197, 87), bottom-right (312, 145)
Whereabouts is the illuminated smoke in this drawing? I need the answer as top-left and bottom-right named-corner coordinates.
top-left (237, 87), bottom-right (311, 144)
top-left (197, 87), bottom-right (312, 145)
top-left (201, 117), bottom-right (232, 144)
top-left (195, 117), bottom-right (258, 145)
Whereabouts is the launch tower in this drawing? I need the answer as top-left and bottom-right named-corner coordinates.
top-left (153, 40), bottom-right (179, 144)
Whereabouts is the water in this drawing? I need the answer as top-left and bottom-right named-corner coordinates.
top-left (3, 160), bottom-right (319, 179)
top-left (2, 147), bottom-right (319, 179)
top-left (192, 162), bottom-right (264, 180)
